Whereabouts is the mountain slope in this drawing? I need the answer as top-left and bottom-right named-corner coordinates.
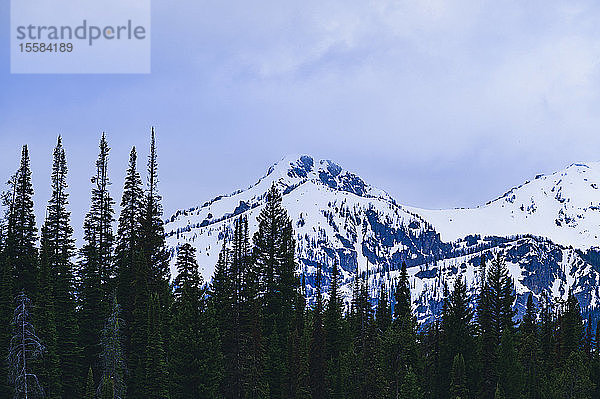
top-left (165, 156), bottom-right (600, 323)
top-left (410, 162), bottom-right (600, 250)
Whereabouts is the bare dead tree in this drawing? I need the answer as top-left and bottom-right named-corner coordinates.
top-left (8, 292), bottom-right (44, 399)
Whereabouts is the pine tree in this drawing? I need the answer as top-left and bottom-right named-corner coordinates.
top-left (40, 136), bottom-right (81, 397)
top-left (100, 297), bottom-right (126, 399)
top-left (383, 261), bottom-right (418, 398)
top-left (375, 282), bottom-right (392, 335)
top-left (6, 145), bottom-right (38, 298)
top-left (132, 129), bottom-right (172, 399)
top-left (440, 276), bottom-right (475, 397)
top-left (80, 133), bottom-right (115, 383)
top-left (253, 184), bottom-right (299, 397)
top-left (324, 260), bottom-right (346, 398)
top-left (171, 243), bottom-right (222, 398)
top-left (399, 368), bottom-right (422, 399)
top-left (114, 146), bottom-right (143, 380)
top-left (394, 261), bottom-right (411, 318)
top-left (477, 253), bottom-right (516, 398)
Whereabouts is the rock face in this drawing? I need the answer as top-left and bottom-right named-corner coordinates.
top-left (165, 155), bottom-right (600, 323)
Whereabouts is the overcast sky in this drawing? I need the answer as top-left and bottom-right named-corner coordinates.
top-left (2, 1), bottom-right (600, 243)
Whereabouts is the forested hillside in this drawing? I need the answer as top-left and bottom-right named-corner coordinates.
top-left (0, 135), bottom-right (597, 398)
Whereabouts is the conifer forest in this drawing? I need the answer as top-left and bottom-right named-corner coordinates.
top-left (1, 130), bottom-right (599, 399)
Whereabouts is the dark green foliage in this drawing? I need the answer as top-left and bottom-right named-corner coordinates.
top-left (450, 353), bottom-right (467, 399)
top-left (6, 145), bottom-right (38, 298)
top-left (559, 290), bottom-right (583, 362)
top-left (36, 245), bottom-right (61, 399)
top-left (420, 321), bottom-right (442, 399)
top-left (496, 329), bottom-right (523, 399)
top-left (399, 368), bottom-right (422, 399)
top-left (0, 139), bottom-right (598, 399)
top-left (440, 276), bottom-right (475, 397)
top-left (144, 293), bottom-right (170, 399)
top-left (40, 136), bottom-right (81, 397)
top-left (80, 133), bottom-right (115, 382)
top-left (477, 253), bottom-right (516, 398)
top-left (375, 282), bottom-right (392, 335)
top-left (115, 146), bottom-right (143, 384)
top-left (382, 262), bottom-right (419, 399)
top-left (309, 263), bottom-right (327, 399)
top-left (170, 243), bottom-right (222, 398)
top-left (520, 294), bottom-right (540, 399)
top-left (253, 184), bottom-right (299, 397)
top-left (394, 261), bottom-right (410, 318)
top-left (130, 129), bottom-right (172, 399)
top-left (592, 320), bottom-right (600, 399)
top-left (101, 376), bottom-right (115, 399)
top-left (324, 260), bottom-right (346, 398)
top-left (0, 233), bottom-right (13, 398)
top-left (555, 350), bottom-right (593, 398)
top-left (85, 366), bottom-right (95, 399)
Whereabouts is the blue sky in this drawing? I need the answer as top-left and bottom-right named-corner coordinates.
top-left (2, 1), bottom-right (600, 242)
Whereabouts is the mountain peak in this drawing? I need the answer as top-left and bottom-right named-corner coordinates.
top-left (412, 160), bottom-right (600, 249)
top-left (256, 154), bottom-right (390, 201)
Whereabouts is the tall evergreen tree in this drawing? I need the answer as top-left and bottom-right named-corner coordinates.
top-left (114, 146), bottom-right (143, 379)
top-left (375, 282), bottom-right (392, 335)
top-left (440, 276), bottom-right (475, 398)
top-left (39, 136), bottom-right (81, 397)
top-left (79, 133), bottom-right (115, 382)
top-left (309, 262), bottom-right (327, 399)
top-left (6, 145), bottom-right (38, 298)
top-left (171, 243), bottom-right (222, 398)
top-left (131, 129), bottom-right (172, 399)
top-left (253, 184), bottom-right (299, 397)
top-left (324, 260), bottom-right (346, 398)
top-left (383, 261), bottom-right (418, 398)
top-left (394, 261), bottom-right (411, 318)
top-left (477, 253), bottom-right (515, 398)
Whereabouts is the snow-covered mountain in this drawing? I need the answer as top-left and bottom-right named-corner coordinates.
top-left (165, 155), bottom-right (600, 323)
top-left (410, 162), bottom-right (600, 250)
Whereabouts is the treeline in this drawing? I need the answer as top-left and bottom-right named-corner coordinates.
top-left (0, 132), bottom-right (598, 399)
